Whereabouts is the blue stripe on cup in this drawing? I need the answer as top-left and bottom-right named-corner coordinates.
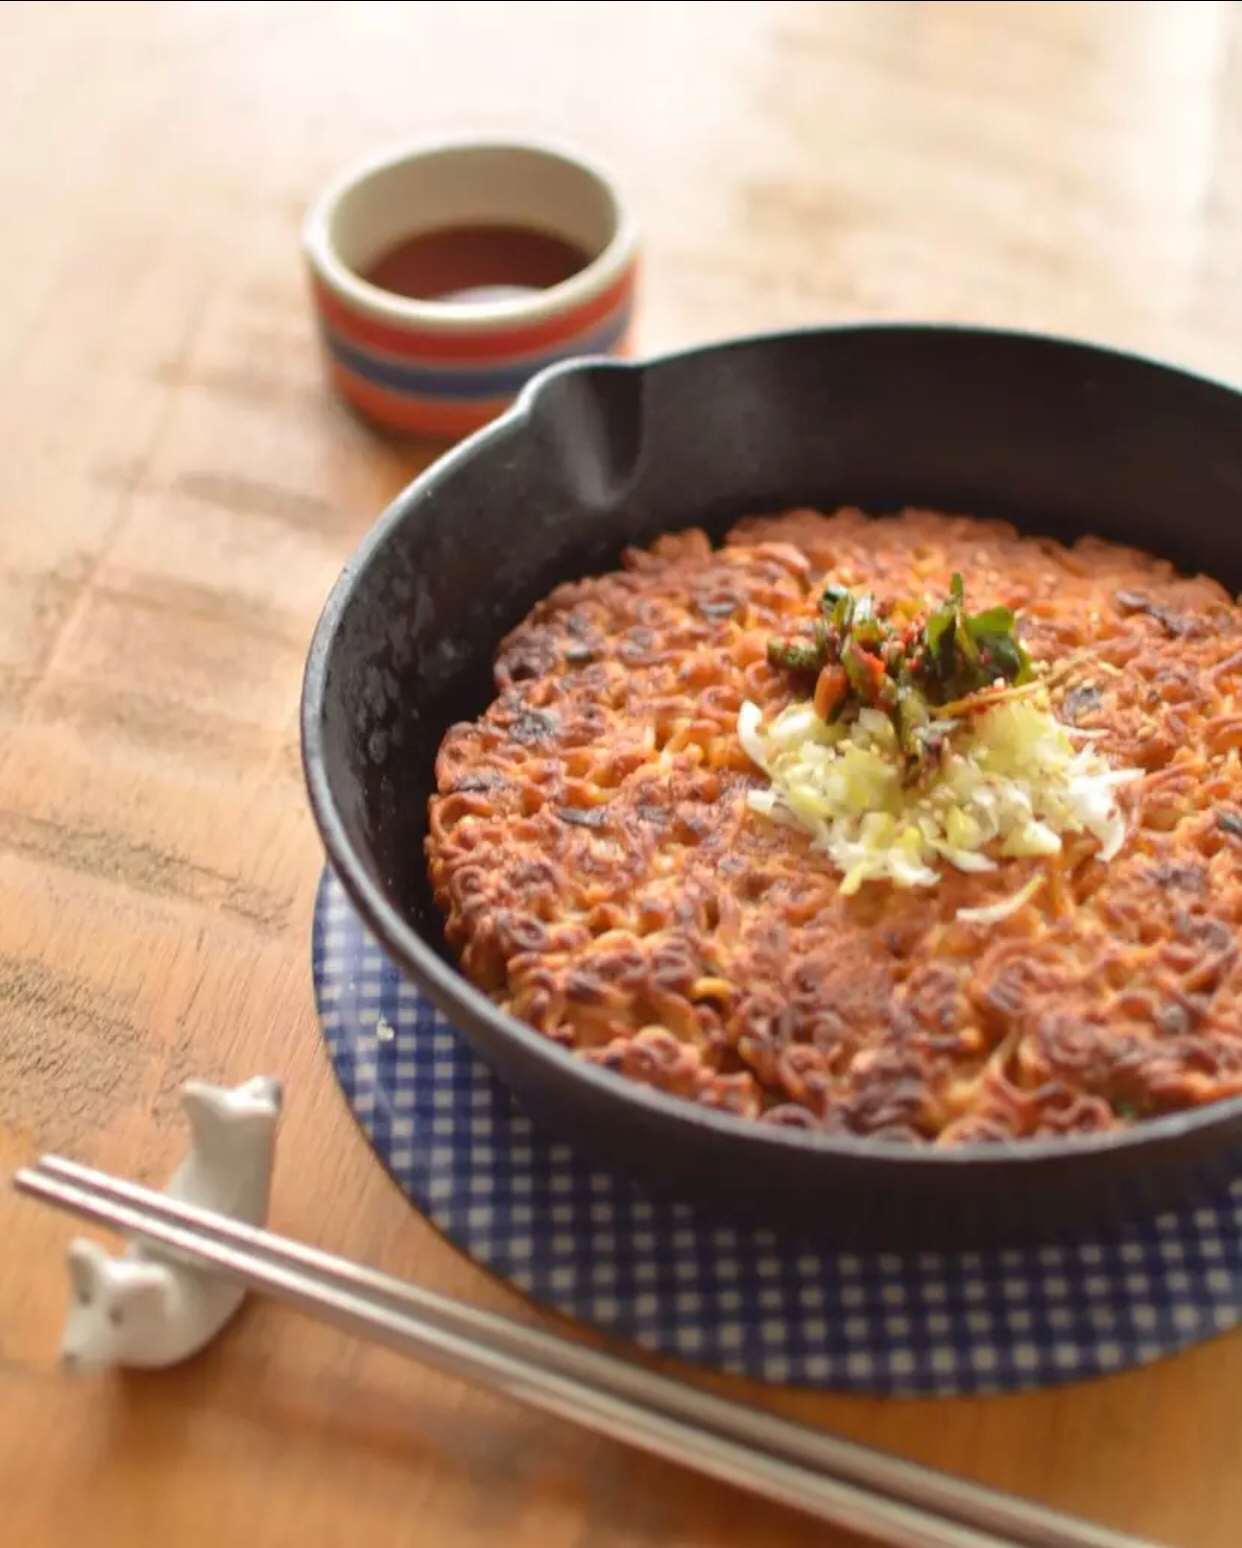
top-left (319, 296), bottom-right (633, 401)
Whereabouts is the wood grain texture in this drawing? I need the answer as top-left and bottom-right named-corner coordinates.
top-left (2, 3), bottom-right (1241, 1544)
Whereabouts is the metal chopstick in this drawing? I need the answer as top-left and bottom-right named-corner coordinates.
top-left (14, 1158), bottom-right (1165, 1548)
top-left (17, 1161), bottom-right (998, 1548)
top-left (25, 1157), bottom-right (1143, 1548)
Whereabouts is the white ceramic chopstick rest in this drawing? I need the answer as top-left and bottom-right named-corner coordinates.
top-left (58, 1076), bottom-right (282, 1374)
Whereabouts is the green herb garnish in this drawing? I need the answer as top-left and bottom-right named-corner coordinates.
top-left (766, 638), bottom-right (824, 674)
top-left (766, 573), bottom-right (1034, 782)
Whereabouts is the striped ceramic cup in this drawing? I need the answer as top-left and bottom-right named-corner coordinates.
top-left (303, 138), bottom-right (639, 440)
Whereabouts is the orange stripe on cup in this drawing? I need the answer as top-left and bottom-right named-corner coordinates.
top-left (311, 265), bottom-right (636, 364)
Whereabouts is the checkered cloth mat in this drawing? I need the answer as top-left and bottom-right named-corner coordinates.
top-left (313, 868), bottom-right (1242, 1395)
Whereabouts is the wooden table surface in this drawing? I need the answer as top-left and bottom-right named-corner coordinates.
top-left (3, 3), bottom-right (1241, 1544)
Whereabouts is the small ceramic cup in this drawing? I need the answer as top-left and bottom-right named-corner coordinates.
top-left (303, 137), bottom-right (639, 440)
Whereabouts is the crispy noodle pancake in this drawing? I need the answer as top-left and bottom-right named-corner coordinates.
top-left (427, 509), bottom-right (1242, 1144)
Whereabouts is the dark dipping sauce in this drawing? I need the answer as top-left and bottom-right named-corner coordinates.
top-left (362, 223), bottom-right (593, 305)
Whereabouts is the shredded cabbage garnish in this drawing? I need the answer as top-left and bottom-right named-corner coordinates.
top-left (955, 872), bottom-right (1045, 925)
top-left (738, 693), bottom-right (1140, 912)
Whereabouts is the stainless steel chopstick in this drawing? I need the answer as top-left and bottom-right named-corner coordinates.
top-left (24, 1158), bottom-right (1145, 1548)
top-left (17, 1161), bottom-right (996, 1548)
top-left (14, 1159), bottom-right (1164, 1548)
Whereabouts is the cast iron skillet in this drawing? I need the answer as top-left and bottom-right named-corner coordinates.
top-left (301, 325), bottom-right (1242, 1249)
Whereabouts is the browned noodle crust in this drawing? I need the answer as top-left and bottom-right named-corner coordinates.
top-left (426, 509), bottom-right (1242, 1144)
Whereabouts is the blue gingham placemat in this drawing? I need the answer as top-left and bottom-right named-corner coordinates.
top-left (312, 868), bottom-right (1242, 1395)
